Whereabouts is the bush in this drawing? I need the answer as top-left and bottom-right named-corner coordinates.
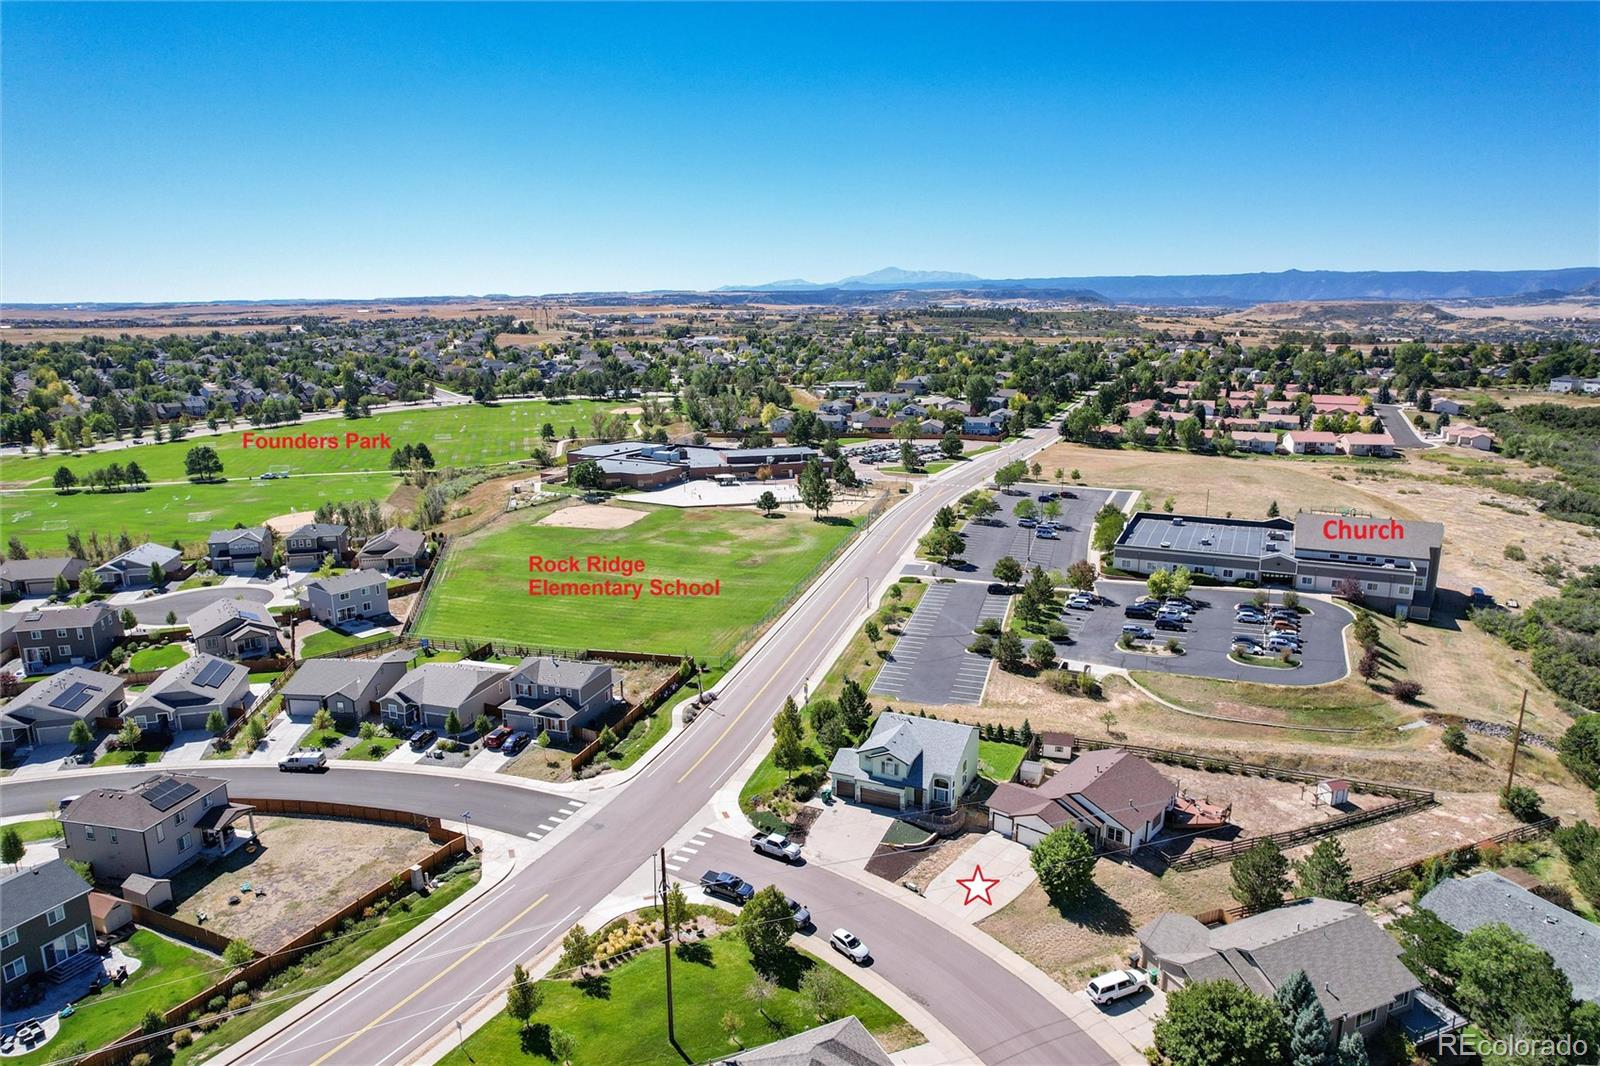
top-left (1391, 679), bottom-right (1424, 702)
top-left (173, 1029), bottom-right (194, 1048)
top-left (968, 633), bottom-right (994, 656)
top-left (227, 993), bottom-right (252, 1012)
top-left (131, 1056), bottom-right (153, 1066)
top-left (208, 996), bottom-right (227, 1012)
top-left (1501, 785), bottom-right (1545, 822)
top-left (230, 980), bottom-right (249, 997)
top-left (975, 618), bottom-right (1001, 636)
top-left (1441, 724), bottom-right (1469, 755)
top-left (1504, 544), bottom-right (1527, 561)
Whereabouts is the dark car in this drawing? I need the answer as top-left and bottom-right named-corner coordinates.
top-left (699, 870), bottom-right (755, 905)
top-left (1155, 618), bottom-right (1186, 632)
top-left (501, 731), bottom-right (531, 755)
top-left (408, 729), bottom-right (437, 750)
top-left (483, 726), bottom-right (513, 750)
top-left (1124, 603), bottom-right (1157, 619)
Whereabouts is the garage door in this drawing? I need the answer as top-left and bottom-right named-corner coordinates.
top-left (992, 813), bottom-right (1015, 838)
top-left (858, 786), bottom-right (903, 809)
top-left (33, 723), bottom-right (75, 745)
top-left (835, 780), bottom-right (856, 800)
top-left (178, 710), bottom-right (214, 732)
top-left (1017, 823), bottom-right (1049, 848)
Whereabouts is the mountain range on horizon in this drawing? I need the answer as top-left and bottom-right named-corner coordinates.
top-left (717, 265), bottom-right (1600, 305)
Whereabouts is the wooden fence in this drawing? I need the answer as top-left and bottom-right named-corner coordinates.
top-left (1166, 793), bottom-right (1437, 871)
top-left (570, 662), bottom-right (692, 771)
top-left (75, 802), bottom-right (467, 1066)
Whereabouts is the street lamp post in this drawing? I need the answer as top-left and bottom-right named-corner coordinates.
top-left (461, 811), bottom-right (474, 852)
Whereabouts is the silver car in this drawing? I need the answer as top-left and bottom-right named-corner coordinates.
top-left (829, 928), bottom-right (870, 963)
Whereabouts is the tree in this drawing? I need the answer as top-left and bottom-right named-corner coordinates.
top-left (1273, 970), bottom-right (1330, 1066)
top-left (1013, 499), bottom-right (1037, 522)
top-left (205, 710), bottom-right (227, 737)
top-left (444, 709), bottom-right (462, 737)
top-left (994, 630), bottom-right (1027, 672)
top-left (68, 719), bottom-right (94, 748)
top-left (800, 965), bottom-right (847, 1022)
top-left (312, 707), bottom-right (335, 734)
top-left (1146, 568), bottom-right (1173, 600)
top-left (738, 885), bottom-right (796, 970)
top-left (53, 466), bottom-right (77, 493)
top-left (1168, 566), bottom-right (1192, 599)
top-left (1153, 979), bottom-right (1289, 1066)
top-left (1441, 724), bottom-right (1469, 755)
top-left (548, 1027), bottom-right (577, 1066)
top-left (796, 457), bottom-right (833, 519)
top-left (1230, 839), bottom-right (1290, 913)
top-left (1065, 560), bottom-right (1098, 591)
top-left (1451, 921), bottom-right (1574, 1051)
top-left (1334, 1031), bottom-right (1369, 1066)
top-left (117, 719), bottom-right (142, 750)
top-left (1030, 825), bottom-right (1095, 903)
top-left (919, 526), bottom-right (964, 565)
top-left (569, 460), bottom-right (605, 491)
top-left (939, 432), bottom-right (963, 459)
top-left (755, 490), bottom-right (779, 517)
top-left (596, 725), bottom-right (618, 752)
top-left (1267, 500), bottom-right (1280, 518)
top-left (223, 938), bottom-right (254, 967)
top-left (557, 924), bottom-right (594, 974)
top-left (1500, 784), bottom-right (1544, 821)
top-left (0, 828), bottom-right (23, 870)
top-left (184, 445), bottom-right (224, 482)
top-left (838, 679), bottom-right (870, 736)
top-left (993, 555), bottom-right (1023, 587)
top-left (1558, 713), bottom-right (1600, 789)
top-left (1294, 838), bottom-right (1355, 901)
top-left (771, 696), bottom-right (806, 782)
top-left (506, 963), bottom-right (543, 1022)
top-left (1029, 639), bottom-right (1057, 670)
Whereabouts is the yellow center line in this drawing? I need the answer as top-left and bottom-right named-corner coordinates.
top-left (307, 893), bottom-right (549, 1066)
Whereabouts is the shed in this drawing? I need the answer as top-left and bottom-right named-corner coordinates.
top-left (1317, 779), bottom-right (1350, 807)
top-left (1038, 732), bottom-right (1074, 761)
top-left (89, 891), bottom-right (133, 936)
top-left (1017, 760), bottom-right (1044, 786)
top-left (120, 872), bottom-right (173, 910)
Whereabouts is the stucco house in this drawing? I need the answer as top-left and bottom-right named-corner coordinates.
top-left (987, 747), bottom-right (1175, 852)
top-left (827, 713), bottom-right (979, 812)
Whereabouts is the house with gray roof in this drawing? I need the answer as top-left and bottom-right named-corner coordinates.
top-left (378, 661), bottom-right (512, 731)
top-left (987, 748), bottom-right (1176, 852)
top-left (125, 654), bottom-right (250, 733)
top-left (497, 656), bottom-right (619, 740)
top-left (1, 859), bottom-right (95, 987)
top-left (355, 527), bottom-right (428, 575)
top-left (93, 542), bottom-right (184, 590)
top-left (188, 600), bottom-right (283, 660)
top-left (283, 523), bottom-right (349, 569)
top-left (206, 526), bottom-right (274, 574)
top-left (280, 651), bottom-right (410, 721)
top-left (60, 773), bottom-right (254, 881)
top-left (827, 712), bottom-right (978, 812)
top-left (0, 667), bottom-right (124, 752)
top-left (300, 570), bottom-right (390, 626)
top-left (14, 603), bottom-right (124, 674)
top-left (1137, 898), bottom-right (1437, 1048)
top-left (715, 1016), bottom-right (892, 1066)
top-left (0, 557), bottom-right (88, 599)
top-left (1420, 871), bottom-right (1599, 1003)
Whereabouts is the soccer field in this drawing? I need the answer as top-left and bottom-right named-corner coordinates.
top-left (413, 503), bottom-right (863, 660)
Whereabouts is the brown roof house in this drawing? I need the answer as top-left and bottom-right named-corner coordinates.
top-left (987, 748), bottom-right (1175, 852)
top-left (60, 773), bottom-right (256, 883)
top-left (355, 527), bottom-right (429, 575)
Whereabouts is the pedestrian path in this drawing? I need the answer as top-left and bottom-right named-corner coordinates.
top-left (662, 826), bottom-right (716, 876)
top-left (523, 797), bottom-right (586, 842)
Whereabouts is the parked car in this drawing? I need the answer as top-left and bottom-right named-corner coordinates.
top-left (408, 729), bottom-right (437, 750)
top-left (830, 928), bottom-right (870, 964)
top-left (1234, 601), bottom-right (1267, 613)
top-left (1067, 594), bottom-right (1095, 610)
top-left (483, 726), bottom-right (513, 750)
top-left (699, 870), bottom-right (755, 905)
top-left (788, 897), bottom-right (812, 928)
top-left (1232, 634), bottom-right (1264, 650)
top-left (1155, 618), bottom-right (1186, 632)
top-left (1035, 528), bottom-right (1059, 540)
top-left (751, 832), bottom-right (803, 863)
top-left (1271, 618), bottom-right (1301, 632)
top-left (502, 731), bottom-right (531, 755)
top-left (278, 749), bottom-right (328, 773)
top-left (1017, 517), bottom-right (1038, 528)
top-left (1086, 969), bottom-right (1146, 1005)
top-left (1268, 636), bottom-right (1302, 652)
top-left (1124, 603), bottom-right (1157, 619)
top-left (1235, 612), bottom-right (1266, 625)
top-left (1121, 624), bottom-right (1153, 640)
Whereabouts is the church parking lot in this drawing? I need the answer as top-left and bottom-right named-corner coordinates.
top-left (932, 484), bottom-right (1134, 580)
top-left (1063, 580), bottom-right (1353, 684)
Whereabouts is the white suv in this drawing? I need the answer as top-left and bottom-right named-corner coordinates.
top-left (1086, 969), bottom-right (1146, 1005)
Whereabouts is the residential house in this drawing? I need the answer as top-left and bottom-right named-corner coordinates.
top-left (94, 543), bottom-right (183, 590)
top-left (987, 748), bottom-right (1176, 852)
top-left (1230, 431), bottom-right (1280, 454)
top-left (1420, 871), bottom-right (1598, 1003)
top-left (827, 713), bottom-right (979, 812)
top-left (279, 651), bottom-right (410, 721)
top-left (1280, 431), bottom-right (1339, 455)
top-left (1429, 399), bottom-right (1465, 416)
top-left (1547, 376), bottom-right (1600, 394)
top-left (1137, 898), bottom-right (1440, 1047)
top-left (355, 527), bottom-right (428, 575)
top-left (1442, 425), bottom-right (1495, 451)
top-left (187, 600), bottom-right (283, 660)
top-left (1310, 394), bottom-right (1367, 415)
top-left (206, 527), bottom-right (274, 574)
top-left (1, 859), bottom-right (96, 987)
top-left (282, 523), bottom-right (349, 570)
top-left (0, 557), bottom-right (88, 599)
top-left (14, 603), bottom-right (124, 673)
top-left (962, 416), bottom-right (1003, 436)
top-left (1338, 432), bottom-right (1397, 458)
top-left (378, 661), bottom-right (512, 732)
top-left (300, 570), bottom-right (390, 626)
top-left (496, 656), bottom-right (619, 740)
top-left (125, 654), bottom-right (250, 733)
top-left (60, 773), bottom-right (256, 882)
top-left (0, 668), bottom-right (124, 752)
top-left (714, 1016), bottom-right (893, 1066)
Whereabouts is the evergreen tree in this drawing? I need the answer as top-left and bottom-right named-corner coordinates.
top-left (1274, 970), bottom-right (1331, 1066)
top-left (1295, 838), bottom-right (1355, 901)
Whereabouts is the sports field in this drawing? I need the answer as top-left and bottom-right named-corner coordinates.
top-left (412, 502), bottom-right (862, 660)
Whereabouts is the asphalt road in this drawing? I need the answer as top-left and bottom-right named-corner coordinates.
top-left (691, 832), bottom-right (1116, 1065)
top-left (122, 586), bottom-right (276, 624)
top-left (178, 420), bottom-right (1110, 1065)
top-left (1373, 403), bottom-right (1429, 448)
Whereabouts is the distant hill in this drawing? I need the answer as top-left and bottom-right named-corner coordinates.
top-left (719, 266), bottom-right (1600, 305)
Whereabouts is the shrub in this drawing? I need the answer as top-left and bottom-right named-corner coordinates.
top-left (1078, 671), bottom-right (1100, 698)
top-left (208, 996), bottom-right (227, 1012)
top-left (1504, 544), bottom-right (1526, 561)
top-left (131, 1056), bottom-right (153, 1066)
top-left (968, 633), bottom-right (994, 656)
top-left (230, 980), bottom-right (249, 997)
top-left (1477, 842), bottom-right (1503, 868)
top-left (227, 993), bottom-right (251, 1012)
top-left (975, 618), bottom-right (1001, 636)
top-left (140, 1010), bottom-right (164, 1035)
top-left (1501, 785), bottom-right (1545, 822)
top-left (173, 1029), bottom-right (194, 1048)
top-left (1391, 679), bottom-right (1424, 702)
top-left (1441, 724), bottom-right (1469, 755)
top-left (1043, 670), bottom-right (1076, 694)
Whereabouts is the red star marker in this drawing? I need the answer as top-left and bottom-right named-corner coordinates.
top-left (955, 864), bottom-right (1001, 906)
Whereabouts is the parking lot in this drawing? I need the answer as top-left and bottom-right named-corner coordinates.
top-left (1058, 580), bottom-right (1352, 684)
top-left (871, 580), bottom-right (1005, 705)
top-left (929, 484), bottom-right (1136, 580)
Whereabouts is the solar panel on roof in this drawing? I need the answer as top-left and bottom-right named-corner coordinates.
top-left (48, 682), bottom-right (95, 713)
top-left (142, 779), bottom-right (198, 811)
top-left (193, 660), bottom-right (234, 689)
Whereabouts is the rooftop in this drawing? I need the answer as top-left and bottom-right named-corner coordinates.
top-left (1421, 871), bottom-right (1599, 1003)
top-left (1115, 512), bottom-right (1293, 560)
top-left (62, 773), bottom-right (226, 832)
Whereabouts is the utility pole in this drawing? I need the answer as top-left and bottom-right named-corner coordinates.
top-left (660, 848), bottom-right (688, 1062)
top-left (1505, 688), bottom-right (1529, 794)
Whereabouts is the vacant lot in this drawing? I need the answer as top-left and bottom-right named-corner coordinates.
top-left (414, 502), bottom-right (862, 660)
top-left (167, 815), bottom-right (437, 949)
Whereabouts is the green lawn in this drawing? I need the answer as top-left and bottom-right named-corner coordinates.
top-left (1, 400), bottom-right (618, 548)
top-left (415, 505), bottom-right (862, 660)
top-left (129, 643), bottom-right (190, 671)
top-left (978, 740), bottom-right (1027, 782)
top-left (300, 627), bottom-right (396, 658)
top-left (174, 863), bottom-right (480, 1065)
top-left (93, 746), bottom-right (165, 767)
top-left (10, 930), bottom-right (213, 1066)
top-left (437, 934), bottom-right (914, 1066)
top-left (4, 817), bottom-right (64, 842)
top-left (338, 734), bottom-right (403, 761)
top-left (881, 460), bottom-right (956, 476)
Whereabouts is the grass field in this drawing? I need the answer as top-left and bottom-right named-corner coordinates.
top-left (437, 935), bottom-right (916, 1066)
top-left (9, 930), bottom-right (214, 1066)
top-left (129, 643), bottom-right (190, 671)
top-left (1, 400), bottom-right (618, 548)
top-left (414, 503), bottom-right (862, 660)
top-left (300, 627), bottom-right (395, 658)
top-left (978, 740), bottom-right (1027, 782)
top-left (3, 817), bottom-right (63, 842)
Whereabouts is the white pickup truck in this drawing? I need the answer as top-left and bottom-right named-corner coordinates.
top-left (750, 832), bottom-right (802, 863)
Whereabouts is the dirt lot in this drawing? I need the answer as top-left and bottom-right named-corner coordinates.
top-left (538, 502), bottom-right (648, 530)
top-left (167, 815), bottom-right (437, 949)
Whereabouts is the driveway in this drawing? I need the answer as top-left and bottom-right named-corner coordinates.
top-left (800, 799), bottom-right (899, 873)
top-left (166, 729), bottom-right (215, 761)
top-left (242, 713), bottom-right (313, 764)
top-left (871, 581), bottom-right (1001, 705)
top-left (120, 586), bottom-right (274, 625)
top-left (1374, 403), bottom-right (1430, 449)
top-left (1074, 982), bottom-right (1166, 1058)
top-left (3, 744), bottom-right (78, 780)
top-left (924, 833), bottom-right (1036, 923)
top-left (1063, 581), bottom-right (1352, 684)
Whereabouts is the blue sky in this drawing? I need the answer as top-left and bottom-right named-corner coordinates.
top-left (3, 2), bottom-right (1596, 301)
